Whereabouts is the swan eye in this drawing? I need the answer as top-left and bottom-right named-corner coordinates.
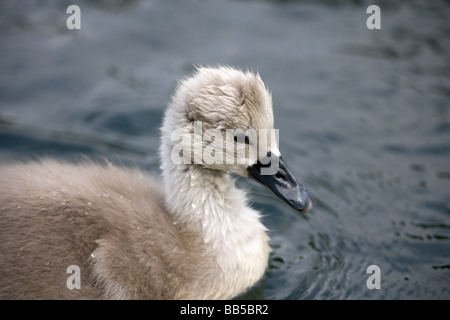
top-left (234, 134), bottom-right (250, 144)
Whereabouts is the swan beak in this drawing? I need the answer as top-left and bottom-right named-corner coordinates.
top-left (248, 155), bottom-right (313, 213)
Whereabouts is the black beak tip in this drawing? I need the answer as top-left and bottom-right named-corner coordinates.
top-left (292, 192), bottom-right (313, 213)
top-left (247, 156), bottom-right (313, 214)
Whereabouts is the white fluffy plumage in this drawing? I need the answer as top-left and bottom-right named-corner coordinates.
top-left (0, 66), bottom-right (279, 299)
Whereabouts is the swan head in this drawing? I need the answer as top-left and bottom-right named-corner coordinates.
top-left (162, 66), bottom-right (312, 213)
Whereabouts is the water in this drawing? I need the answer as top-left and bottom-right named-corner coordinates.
top-left (1, 0), bottom-right (449, 299)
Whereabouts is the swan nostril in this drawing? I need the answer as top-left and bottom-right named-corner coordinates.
top-left (275, 169), bottom-right (287, 180)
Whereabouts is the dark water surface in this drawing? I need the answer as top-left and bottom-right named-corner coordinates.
top-left (0, 0), bottom-right (449, 299)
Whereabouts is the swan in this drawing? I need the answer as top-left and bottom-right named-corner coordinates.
top-left (0, 66), bottom-right (312, 299)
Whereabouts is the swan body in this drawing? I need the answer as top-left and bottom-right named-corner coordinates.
top-left (0, 66), bottom-right (311, 299)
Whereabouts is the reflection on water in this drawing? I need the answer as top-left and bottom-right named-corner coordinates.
top-left (0, 0), bottom-right (449, 299)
